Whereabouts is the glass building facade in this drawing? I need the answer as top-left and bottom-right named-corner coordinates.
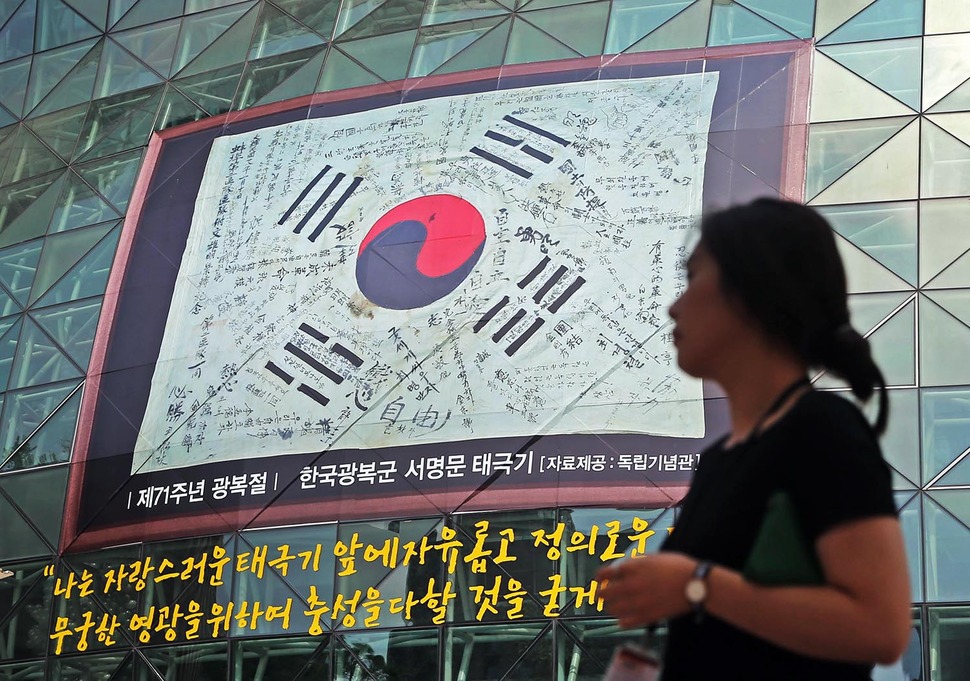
top-left (0, 0), bottom-right (968, 679)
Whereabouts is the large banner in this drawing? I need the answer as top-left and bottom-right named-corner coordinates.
top-left (64, 43), bottom-right (810, 552)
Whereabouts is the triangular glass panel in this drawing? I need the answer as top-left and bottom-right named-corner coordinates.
top-left (236, 637), bottom-right (332, 681)
top-left (821, 0), bottom-right (923, 45)
top-left (317, 46), bottom-right (385, 92)
top-left (154, 83), bottom-right (208, 131)
top-left (821, 39), bottom-right (921, 111)
top-left (31, 298), bottom-right (102, 371)
top-left (0, 317), bottom-right (24, 391)
top-left (337, 29), bottom-right (417, 82)
top-left (28, 221), bottom-right (113, 305)
top-left (447, 623), bottom-right (550, 679)
top-left (605, 0), bottom-right (692, 55)
top-left (170, 3), bottom-right (255, 77)
top-left (879, 389), bottom-right (920, 487)
top-left (937, 453), bottom-right (970, 487)
top-left (894, 491), bottom-right (922, 600)
top-left (24, 103), bottom-right (87, 162)
top-left (93, 38), bottom-right (163, 99)
top-left (522, 1), bottom-right (610, 57)
top-left (249, 1), bottom-right (326, 60)
top-left (0, 125), bottom-right (65, 186)
top-left (0, 491), bottom-right (50, 559)
top-left (0, 287), bottom-right (20, 318)
top-left (423, 0), bottom-right (508, 27)
top-left (0, 464), bottom-right (68, 546)
top-left (252, 46), bottom-right (327, 107)
top-left (0, 0), bottom-right (37, 61)
top-left (47, 169), bottom-right (121, 234)
top-left (0, 56), bottom-right (32, 116)
top-left (34, 0), bottom-right (100, 52)
top-left (846, 290), bottom-right (912, 337)
top-left (520, 0), bottom-right (599, 10)
top-left (74, 147), bottom-right (143, 213)
top-left (8, 316), bottom-right (83, 390)
top-left (339, 0), bottom-right (425, 41)
top-left (816, 0), bottom-right (876, 38)
top-left (232, 46), bottom-right (320, 110)
top-left (431, 16), bottom-right (511, 76)
top-left (928, 112), bottom-right (970, 148)
top-left (1, 387), bottom-right (81, 472)
top-left (171, 62), bottom-right (246, 117)
top-left (811, 119), bottom-right (920, 205)
top-left (410, 16), bottom-right (505, 78)
top-left (806, 117), bottom-right (912, 200)
top-left (0, 170), bottom-right (63, 247)
top-left (923, 494), bottom-right (970, 602)
top-left (81, 86), bottom-right (158, 143)
top-left (174, 3), bottom-right (261, 79)
top-left (73, 85), bottom-right (162, 162)
top-left (0, 0), bottom-right (23, 28)
top-left (709, 1), bottom-right (796, 46)
top-left (928, 251), bottom-right (970, 290)
top-left (920, 118), bottom-right (970, 199)
top-left (626, 0), bottom-right (710, 53)
top-left (867, 297), bottom-right (915, 386)
top-left (0, 379), bottom-right (79, 471)
top-left (505, 16), bottom-right (580, 65)
top-left (272, 0), bottom-right (339, 40)
top-left (28, 38), bottom-right (104, 118)
top-left (63, 0), bottom-right (107, 29)
top-left (929, 77), bottom-right (970, 115)
top-left (832, 233), bottom-right (912, 293)
top-left (737, 0), bottom-right (813, 38)
top-left (0, 239), bottom-right (41, 306)
top-left (919, 198), bottom-right (970, 287)
top-left (1, 171), bottom-right (67, 242)
top-left (112, 0), bottom-right (185, 31)
top-left (820, 201), bottom-right (917, 285)
top-left (922, 33), bottom-right (970, 112)
top-left (111, 18), bottom-right (181, 78)
top-left (927, 289), bottom-right (970, 328)
top-left (505, 623), bottom-right (553, 679)
top-left (929, 490), bottom-right (970, 528)
top-left (34, 224), bottom-right (119, 307)
top-left (919, 293), bottom-right (970, 388)
top-left (23, 37), bottom-right (96, 114)
top-left (922, 388), bottom-right (970, 484)
top-left (107, 0), bottom-right (137, 28)
top-left (50, 652), bottom-right (134, 681)
top-left (809, 52), bottom-right (914, 123)
top-left (333, 0), bottom-right (393, 40)
top-left (0, 106), bottom-right (14, 128)
top-left (0, 562), bottom-right (48, 619)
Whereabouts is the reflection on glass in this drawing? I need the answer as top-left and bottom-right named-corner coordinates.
top-left (929, 606), bottom-right (970, 681)
top-left (921, 389), bottom-right (970, 484)
top-left (337, 629), bottom-right (439, 680)
top-left (0, 561), bottom-right (53, 663)
top-left (138, 641), bottom-right (229, 681)
top-left (447, 622), bottom-right (550, 681)
top-left (923, 493), bottom-right (970, 603)
top-left (234, 635), bottom-right (332, 681)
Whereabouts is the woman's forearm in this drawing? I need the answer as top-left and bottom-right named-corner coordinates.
top-left (704, 566), bottom-right (906, 664)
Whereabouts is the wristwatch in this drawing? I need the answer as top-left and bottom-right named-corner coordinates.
top-left (685, 561), bottom-right (712, 621)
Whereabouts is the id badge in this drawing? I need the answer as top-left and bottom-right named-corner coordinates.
top-left (602, 642), bottom-right (660, 681)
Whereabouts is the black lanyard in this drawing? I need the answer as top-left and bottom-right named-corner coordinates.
top-left (743, 376), bottom-right (811, 445)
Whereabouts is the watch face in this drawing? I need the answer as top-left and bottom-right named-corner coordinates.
top-left (686, 579), bottom-right (707, 605)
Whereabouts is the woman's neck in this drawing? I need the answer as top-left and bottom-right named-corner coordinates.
top-left (717, 353), bottom-right (809, 447)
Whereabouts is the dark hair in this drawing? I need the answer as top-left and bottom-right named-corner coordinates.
top-left (699, 198), bottom-right (889, 434)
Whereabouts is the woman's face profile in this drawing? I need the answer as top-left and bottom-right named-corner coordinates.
top-left (668, 243), bottom-right (754, 379)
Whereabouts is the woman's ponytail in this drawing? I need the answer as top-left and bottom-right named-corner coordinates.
top-left (809, 323), bottom-right (889, 435)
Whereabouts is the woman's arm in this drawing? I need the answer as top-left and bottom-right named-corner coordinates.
top-left (596, 516), bottom-right (911, 665)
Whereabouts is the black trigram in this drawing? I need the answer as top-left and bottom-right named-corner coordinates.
top-left (278, 166), bottom-right (362, 242)
top-left (473, 296), bottom-right (545, 357)
top-left (518, 256), bottom-right (586, 313)
top-left (470, 115), bottom-right (571, 180)
top-left (265, 323), bottom-right (364, 407)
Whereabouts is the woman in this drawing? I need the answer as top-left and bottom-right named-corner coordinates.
top-left (596, 199), bottom-right (911, 680)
